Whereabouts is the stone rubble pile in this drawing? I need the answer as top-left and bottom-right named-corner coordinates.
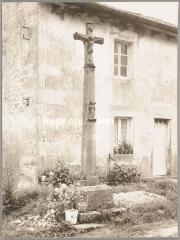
top-left (113, 191), bottom-right (167, 208)
top-left (13, 209), bottom-right (60, 230)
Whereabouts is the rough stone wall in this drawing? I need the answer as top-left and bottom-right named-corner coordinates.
top-left (2, 2), bottom-right (39, 192)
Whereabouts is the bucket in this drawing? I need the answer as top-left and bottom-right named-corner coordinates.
top-left (65, 209), bottom-right (78, 224)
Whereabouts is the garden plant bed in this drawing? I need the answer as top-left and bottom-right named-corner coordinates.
top-left (2, 177), bottom-right (177, 238)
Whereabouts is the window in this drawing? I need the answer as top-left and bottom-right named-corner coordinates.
top-left (114, 41), bottom-right (129, 78)
top-left (154, 118), bottom-right (168, 126)
top-left (114, 117), bottom-right (132, 144)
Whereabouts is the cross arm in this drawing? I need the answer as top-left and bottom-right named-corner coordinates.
top-left (94, 37), bottom-right (104, 45)
top-left (73, 32), bottom-right (88, 42)
top-left (74, 32), bottom-right (104, 45)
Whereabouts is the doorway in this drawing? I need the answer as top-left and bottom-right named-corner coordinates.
top-left (153, 118), bottom-right (168, 176)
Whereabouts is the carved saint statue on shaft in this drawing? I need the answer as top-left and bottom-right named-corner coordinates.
top-left (88, 101), bottom-right (96, 121)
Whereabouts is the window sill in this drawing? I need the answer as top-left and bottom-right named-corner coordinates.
top-left (113, 154), bottom-right (133, 162)
top-left (114, 153), bottom-right (133, 156)
top-left (113, 76), bottom-right (133, 83)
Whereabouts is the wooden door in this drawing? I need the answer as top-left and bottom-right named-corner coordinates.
top-left (153, 119), bottom-right (168, 176)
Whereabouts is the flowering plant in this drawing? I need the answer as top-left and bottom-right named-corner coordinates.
top-left (69, 168), bottom-right (82, 180)
top-left (54, 184), bottom-right (87, 210)
top-left (114, 140), bottom-right (133, 154)
top-left (39, 167), bottom-right (73, 187)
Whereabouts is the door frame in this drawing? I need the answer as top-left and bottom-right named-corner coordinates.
top-left (152, 117), bottom-right (171, 177)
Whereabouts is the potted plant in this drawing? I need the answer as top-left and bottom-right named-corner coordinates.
top-left (124, 148), bottom-right (128, 154)
top-left (118, 144), bottom-right (124, 154)
top-left (127, 144), bottom-right (133, 154)
top-left (54, 184), bottom-right (79, 224)
top-left (77, 192), bottom-right (88, 213)
top-left (62, 185), bottom-right (80, 224)
top-left (64, 208), bottom-right (79, 225)
top-left (122, 140), bottom-right (128, 154)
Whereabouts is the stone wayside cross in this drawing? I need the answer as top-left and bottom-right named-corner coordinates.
top-left (73, 22), bottom-right (104, 185)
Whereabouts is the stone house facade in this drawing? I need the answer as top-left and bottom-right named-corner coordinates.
top-left (2, 2), bottom-right (177, 191)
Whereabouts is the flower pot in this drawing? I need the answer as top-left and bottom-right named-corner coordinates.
top-left (41, 175), bottom-right (46, 182)
top-left (124, 149), bottom-right (128, 154)
top-left (65, 209), bottom-right (78, 224)
top-left (118, 147), bottom-right (123, 154)
top-left (114, 149), bottom-right (118, 154)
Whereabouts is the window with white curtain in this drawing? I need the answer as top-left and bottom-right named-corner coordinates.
top-left (114, 117), bottom-right (132, 144)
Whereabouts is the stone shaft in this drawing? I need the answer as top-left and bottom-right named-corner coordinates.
top-left (73, 22), bottom-right (104, 179)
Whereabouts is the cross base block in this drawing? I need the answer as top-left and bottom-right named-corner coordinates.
top-left (80, 184), bottom-right (113, 211)
top-left (86, 176), bottom-right (98, 186)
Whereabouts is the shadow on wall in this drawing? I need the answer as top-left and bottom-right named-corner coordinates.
top-left (3, 141), bottom-right (40, 196)
top-left (171, 153), bottom-right (177, 176)
top-left (3, 144), bottom-right (21, 194)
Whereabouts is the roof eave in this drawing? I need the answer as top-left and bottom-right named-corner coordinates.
top-left (45, 2), bottom-right (177, 36)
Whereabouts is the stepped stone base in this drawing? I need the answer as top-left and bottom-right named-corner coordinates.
top-left (80, 184), bottom-right (113, 210)
top-left (74, 223), bottom-right (108, 232)
top-left (75, 177), bottom-right (99, 186)
top-left (111, 207), bottom-right (127, 216)
top-left (78, 211), bottom-right (101, 223)
top-left (86, 176), bottom-right (98, 186)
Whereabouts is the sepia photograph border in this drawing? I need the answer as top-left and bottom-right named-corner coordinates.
top-left (0, 0), bottom-right (179, 239)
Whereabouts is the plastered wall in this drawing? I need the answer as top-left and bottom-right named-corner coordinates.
top-left (3, 3), bottom-right (177, 191)
top-left (37, 3), bottom-right (176, 177)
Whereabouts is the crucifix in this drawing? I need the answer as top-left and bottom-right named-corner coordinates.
top-left (73, 22), bottom-right (104, 184)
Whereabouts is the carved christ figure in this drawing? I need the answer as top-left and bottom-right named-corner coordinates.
top-left (73, 22), bottom-right (104, 66)
top-left (85, 38), bottom-right (94, 64)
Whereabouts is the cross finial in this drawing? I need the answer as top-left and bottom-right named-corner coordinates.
top-left (86, 22), bottom-right (94, 35)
